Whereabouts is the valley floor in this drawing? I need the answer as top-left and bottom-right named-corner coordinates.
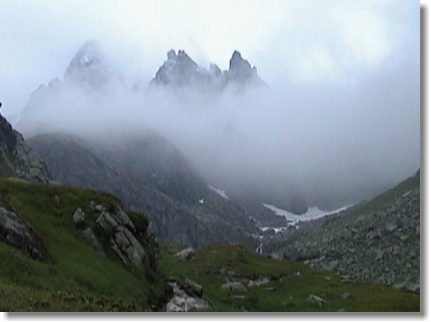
top-left (160, 245), bottom-right (420, 312)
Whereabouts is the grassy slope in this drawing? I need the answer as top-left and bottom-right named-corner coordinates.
top-left (0, 175), bottom-right (420, 312)
top-left (161, 245), bottom-right (419, 312)
top-left (0, 178), bottom-right (165, 312)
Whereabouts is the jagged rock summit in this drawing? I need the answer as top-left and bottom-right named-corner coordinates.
top-left (17, 41), bottom-right (124, 135)
top-left (19, 42), bottom-right (266, 134)
top-left (227, 50), bottom-right (261, 85)
top-left (64, 40), bottom-right (121, 89)
top-left (151, 49), bottom-right (264, 91)
top-left (151, 49), bottom-right (211, 87)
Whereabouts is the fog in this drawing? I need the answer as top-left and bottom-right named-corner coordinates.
top-left (1, 0), bottom-right (420, 209)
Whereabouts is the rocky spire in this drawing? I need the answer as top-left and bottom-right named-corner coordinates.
top-left (64, 40), bottom-right (112, 89)
top-left (150, 49), bottom-right (263, 91)
top-left (226, 50), bottom-right (262, 85)
top-left (151, 49), bottom-right (208, 87)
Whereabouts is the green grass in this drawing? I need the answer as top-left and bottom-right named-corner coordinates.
top-left (0, 178), bottom-right (165, 312)
top-left (160, 245), bottom-right (420, 312)
top-left (0, 176), bottom-right (421, 312)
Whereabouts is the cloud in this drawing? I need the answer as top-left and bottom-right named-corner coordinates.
top-left (0, 0), bottom-right (418, 115)
top-left (1, 0), bottom-right (419, 210)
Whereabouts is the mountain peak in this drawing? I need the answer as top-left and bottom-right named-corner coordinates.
top-left (65, 40), bottom-right (104, 74)
top-left (227, 50), bottom-right (261, 85)
top-left (151, 49), bottom-right (202, 87)
top-left (167, 49), bottom-right (176, 60)
top-left (64, 40), bottom-right (113, 89)
top-left (150, 49), bottom-right (263, 91)
top-left (231, 50), bottom-right (242, 61)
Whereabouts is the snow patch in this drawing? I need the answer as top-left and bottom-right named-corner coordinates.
top-left (259, 226), bottom-right (288, 234)
top-left (208, 185), bottom-right (229, 199)
top-left (262, 203), bottom-right (350, 224)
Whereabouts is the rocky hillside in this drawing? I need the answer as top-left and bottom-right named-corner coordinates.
top-left (265, 171), bottom-right (420, 294)
top-left (0, 111), bottom-right (49, 183)
top-left (0, 177), bottom-right (168, 311)
top-left (28, 132), bottom-right (262, 248)
top-left (160, 244), bottom-right (419, 312)
top-left (0, 176), bottom-right (419, 312)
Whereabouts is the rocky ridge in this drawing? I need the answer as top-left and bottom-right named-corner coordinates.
top-left (150, 49), bottom-right (264, 91)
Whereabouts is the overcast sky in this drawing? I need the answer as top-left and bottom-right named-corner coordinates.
top-left (0, 0), bottom-right (420, 209)
top-left (0, 0), bottom-right (419, 117)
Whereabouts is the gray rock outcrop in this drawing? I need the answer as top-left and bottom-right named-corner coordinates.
top-left (0, 206), bottom-right (47, 260)
top-left (0, 111), bottom-right (49, 183)
top-left (166, 279), bottom-right (211, 312)
top-left (72, 208), bottom-right (85, 227)
top-left (221, 281), bottom-right (248, 293)
top-left (85, 204), bottom-right (159, 275)
top-left (95, 210), bottom-right (146, 270)
top-left (175, 247), bottom-right (194, 261)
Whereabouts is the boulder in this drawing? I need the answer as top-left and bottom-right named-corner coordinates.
top-left (175, 247), bottom-right (195, 261)
top-left (93, 209), bottom-right (149, 271)
top-left (115, 207), bottom-right (136, 231)
top-left (166, 281), bottom-right (211, 312)
top-left (308, 294), bottom-right (325, 306)
top-left (0, 206), bottom-right (47, 260)
top-left (82, 227), bottom-right (105, 255)
top-left (110, 225), bottom-right (146, 269)
top-left (95, 211), bottom-right (118, 235)
top-left (181, 279), bottom-right (203, 298)
top-left (248, 277), bottom-right (270, 288)
top-left (90, 201), bottom-right (106, 213)
top-left (341, 292), bottom-right (353, 300)
top-left (166, 295), bottom-right (210, 312)
top-left (221, 281), bottom-right (247, 293)
top-left (72, 208), bottom-right (85, 227)
top-left (385, 223), bottom-right (398, 233)
top-left (406, 283), bottom-right (420, 294)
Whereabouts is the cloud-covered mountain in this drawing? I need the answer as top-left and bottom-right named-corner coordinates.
top-left (16, 41), bottom-right (284, 247)
top-left (64, 40), bottom-right (122, 90)
top-left (14, 39), bottom-right (418, 248)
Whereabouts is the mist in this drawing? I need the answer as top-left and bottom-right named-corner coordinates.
top-left (2, 0), bottom-right (420, 210)
top-left (16, 49), bottom-right (419, 210)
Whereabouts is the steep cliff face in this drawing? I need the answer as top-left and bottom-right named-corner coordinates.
top-left (0, 112), bottom-right (49, 182)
